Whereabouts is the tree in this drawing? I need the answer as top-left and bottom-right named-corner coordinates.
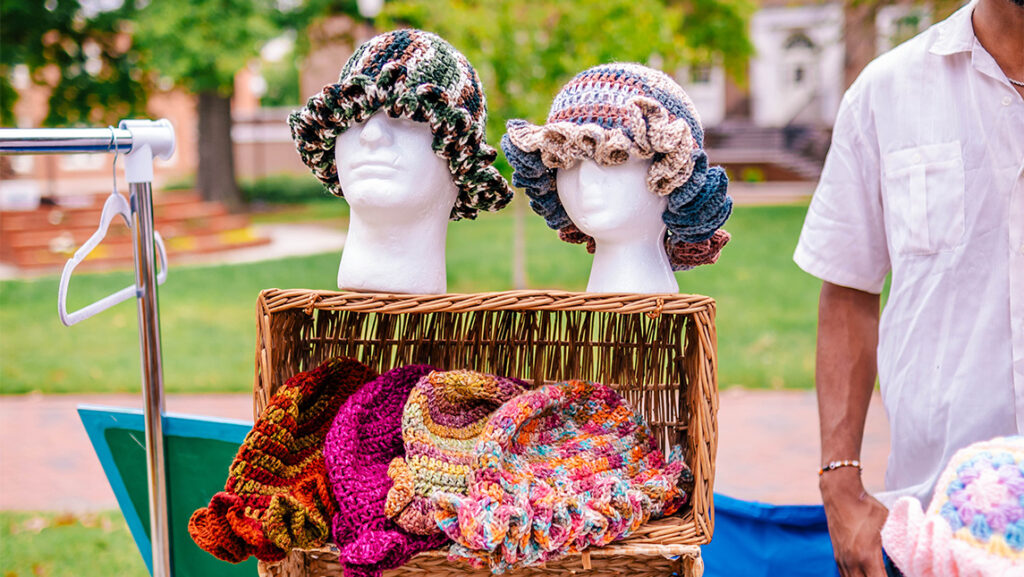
top-left (2, 0), bottom-right (338, 210)
top-left (130, 0), bottom-right (295, 210)
top-left (0, 0), bottom-right (149, 127)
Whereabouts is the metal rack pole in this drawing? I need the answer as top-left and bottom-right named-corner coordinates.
top-left (0, 125), bottom-right (173, 577)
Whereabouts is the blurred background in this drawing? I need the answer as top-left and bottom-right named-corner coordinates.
top-left (0, 1), bottom-right (959, 576)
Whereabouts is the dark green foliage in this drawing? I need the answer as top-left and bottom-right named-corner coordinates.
top-left (0, 0), bottom-right (149, 126)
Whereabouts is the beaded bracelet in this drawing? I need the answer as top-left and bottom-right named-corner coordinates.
top-left (818, 459), bottom-right (862, 476)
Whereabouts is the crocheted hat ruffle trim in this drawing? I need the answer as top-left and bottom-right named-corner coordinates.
top-left (432, 380), bottom-right (688, 572)
top-left (504, 95), bottom-right (699, 197)
top-left (559, 225), bottom-right (731, 271)
top-left (289, 62), bottom-right (513, 221)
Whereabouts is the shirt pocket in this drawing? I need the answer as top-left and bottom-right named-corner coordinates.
top-left (883, 142), bottom-right (966, 256)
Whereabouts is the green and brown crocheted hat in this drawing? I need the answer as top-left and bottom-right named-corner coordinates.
top-left (289, 29), bottom-right (514, 221)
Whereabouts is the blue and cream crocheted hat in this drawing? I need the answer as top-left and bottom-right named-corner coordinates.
top-left (289, 29), bottom-right (514, 221)
top-left (501, 63), bottom-right (731, 270)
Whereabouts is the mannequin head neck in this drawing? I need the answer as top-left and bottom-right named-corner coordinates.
top-left (556, 156), bottom-right (678, 293)
top-left (333, 112), bottom-right (458, 293)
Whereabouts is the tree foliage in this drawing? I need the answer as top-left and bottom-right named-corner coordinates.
top-left (0, 0), bottom-right (149, 126)
top-left (130, 0), bottom-right (282, 95)
top-left (378, 0), bottom-right (754, 140)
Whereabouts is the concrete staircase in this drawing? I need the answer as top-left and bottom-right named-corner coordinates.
top-left (0, 192), bottom-right (269, 271)
top-left (705, 123), bottom-right (830, 182)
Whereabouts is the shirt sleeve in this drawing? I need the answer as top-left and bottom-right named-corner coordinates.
top-left (793, 84), bottom-right (891, 294)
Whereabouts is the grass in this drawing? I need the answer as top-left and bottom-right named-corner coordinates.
top-left (0, 202), bottom-right (818, 394)
top-left (0, 511), bottom-right (147, 577)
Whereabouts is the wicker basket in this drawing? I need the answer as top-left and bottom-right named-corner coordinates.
top-left (253, 289), bottom-right (719, 576)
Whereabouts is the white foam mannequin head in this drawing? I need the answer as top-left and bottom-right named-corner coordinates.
top-left (333, 112), bottom-right (458, 293)
top-left (557, 157), bottom-right (679, 293)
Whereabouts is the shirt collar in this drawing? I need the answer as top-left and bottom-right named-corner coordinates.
top-left (929, 1), bottom-right (978, 56)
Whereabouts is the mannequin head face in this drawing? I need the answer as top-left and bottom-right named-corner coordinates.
top-left (335, 112), bottom-right (458, 223)
top-left (556, 156), bottom-right (667, 244)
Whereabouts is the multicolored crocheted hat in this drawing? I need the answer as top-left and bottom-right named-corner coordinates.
top-left (502, 63), bottom-right (732, 271)
top-left (188, 357), bottom-right (377, 563)
top-left (384, 370), bottom-right (527, 535)
top-left (323, 364), bottom-right (449, 577)
top-left (881, 436), bottom-right (1024, 577)
top-left (434, 379), bottom-right (690, 572)
top-left (289, 29), bottom-right (513, 221)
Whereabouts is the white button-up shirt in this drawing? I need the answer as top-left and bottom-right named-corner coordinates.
top-left (794, 1), bottom-right (1024, 507)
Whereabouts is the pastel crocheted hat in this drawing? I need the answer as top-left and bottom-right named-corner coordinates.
top-left (502, 63), bottom-right (731, 271)
top-left (384, 370), bottom-right (527, 535)
top-left (881, 436), bottom-right (1024, 577)
top-left (323, 364), bottom-right (449, 577)
top-left (188, 357), bottom-right (377, 563)
top-left (289, 29), bottom-right (513, 221)
top-left (434, 379), bottom-right (691, 572)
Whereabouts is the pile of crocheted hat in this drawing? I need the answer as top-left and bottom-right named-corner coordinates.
top-left (188, 357), bottom-right (377, 563)
top-left (323, 364), bottom-right (450, 577)
top-left (289, 29), bottom-right (513, 221)
top-left (434, 379), bottom-right (691, 572)
top-left (881, 435), bottom-right (1024, 577)
top-left (384, 369), bottom-right (527, 535)
top-left (502, 63), bottom-right (731, 271)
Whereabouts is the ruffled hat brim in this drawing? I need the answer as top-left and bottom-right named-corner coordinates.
top-left (289, 62), bottom-right (513, 221)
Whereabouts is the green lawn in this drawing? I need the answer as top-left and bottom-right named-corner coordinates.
top-left (0, 203), bottom-right (819, 394)
top-left (0, 511), bottom-right (148, 577)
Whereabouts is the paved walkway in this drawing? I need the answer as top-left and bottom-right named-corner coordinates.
top-left (0, 388), bottom-right (889, 511)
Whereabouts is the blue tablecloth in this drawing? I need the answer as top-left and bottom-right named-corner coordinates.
top-left (701, 494), bottom-right (840, 577)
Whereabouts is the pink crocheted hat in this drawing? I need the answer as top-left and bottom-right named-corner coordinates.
top-left (323, 364), bottom-right (449, 577)
top-left (385, 369), bottom-right (526, 535)
top-left (881, 436), bottom-right (1024, 576)
top-left (434, 379), bottom-right (691, 572)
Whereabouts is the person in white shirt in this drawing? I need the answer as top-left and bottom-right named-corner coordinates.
top-left (793, 0), bottom-right (1024, 575)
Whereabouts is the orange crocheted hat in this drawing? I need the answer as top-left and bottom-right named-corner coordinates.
top-left (188, 357), bottom-right (377, 563)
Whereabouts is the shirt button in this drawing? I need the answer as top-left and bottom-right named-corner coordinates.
top-left (913, 153), bottom-right (923, 163)
top-left (1004, 96), bottom-right (1013, 106)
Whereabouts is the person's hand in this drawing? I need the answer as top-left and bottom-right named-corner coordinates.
top-left (820, 467), bottom-right (889, 577)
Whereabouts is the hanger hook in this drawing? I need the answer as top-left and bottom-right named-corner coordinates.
top-left (108, 125), bottom-right (120, 198)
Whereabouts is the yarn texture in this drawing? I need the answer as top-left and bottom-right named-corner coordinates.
top-left (289, 29), bottom-right (513, 221)
top-left (385, 370), bottom-right (527, 535)
top-left (323, 364), bottom-right (450, 577)
top-left (188, 357), bottom-right (377, 563)
top-left (881, 436), bottom-right (1024, 576)
top-left (434, 379), bottom-right (690, 573)
top-left (501, 63), bottom-right (731, 270)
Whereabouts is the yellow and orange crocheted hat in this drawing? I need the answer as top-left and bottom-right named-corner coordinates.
top-left (384, 369), bottom-right (525, 535)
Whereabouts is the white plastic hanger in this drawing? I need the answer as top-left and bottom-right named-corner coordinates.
top-left (58, 127), bottom-right (168, 326)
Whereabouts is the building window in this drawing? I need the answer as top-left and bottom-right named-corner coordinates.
top-left (784, 32), bottom-right (815, 51)
top-left (690, 63), bottom-right (713, 85)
